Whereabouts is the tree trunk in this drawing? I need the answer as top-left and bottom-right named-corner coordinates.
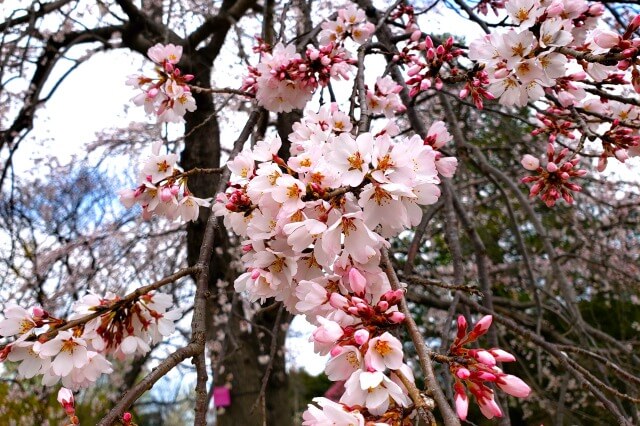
top-left (181, 51), bottom-right (292, 426)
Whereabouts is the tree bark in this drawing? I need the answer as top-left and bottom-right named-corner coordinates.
top-left (181, 49), bottom-right (292, 425)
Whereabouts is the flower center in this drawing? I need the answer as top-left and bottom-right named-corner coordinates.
top-left (375, 340), bottom-right (392, 356)
top-left (347, 152), bottom-right (364, 171)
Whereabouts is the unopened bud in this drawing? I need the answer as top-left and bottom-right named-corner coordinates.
top-left (388, 311), bottom-right (406, 323)
top-left (354, 329), bottom-right (370, 345)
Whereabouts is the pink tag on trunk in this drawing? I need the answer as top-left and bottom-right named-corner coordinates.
top-left (213, 386), bottom-right (231, 407)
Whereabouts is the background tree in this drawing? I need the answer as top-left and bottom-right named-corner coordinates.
top-left (1, 0), bottom-right (639, 425)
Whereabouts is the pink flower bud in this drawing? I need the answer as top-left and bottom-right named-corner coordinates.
top-left (160, 187), bottom-right (174, 202)
top-left (546, 1), bottom-right (564, 17)
top-left (630, 14), bottom-right (640, 33)
top-left (594, 30), bottom-right (620, 49)
top-left (349, 268), bottom-right (367, 295)
top-left (475, 350), bottom-right (496, 367)
top-left (354, 329), bottom-right (370, 345)
top-left (355, 302), bottom-right (368, 311)
top-left (497, 374), bottom-right (531, 398)
top-left (377, 301), bottom-right (389, 311)
top-left (32, 306), bottom-right (47, 320)
top-left (530, 181), bottom-right (544, 196)
top-left (490, 349), bottom-right (516, 362)
top-left (388, 311), bottom-right (406, 323)
top-left (456, 367), bottom-right (471, 379)
top-left (456, 315), bottom-right (467, 339)
top-left (615, 149), bottom-right (629, 162)
top-left (521, 154), bottom-right (540, 171)
top-left (618, 59), bottom-right (632, 71)
top-left (381, 289), bottom-right (403, 305)
top-left (57, 388), bottom-right (74, 410)
top-left (546, 162), bottom-right (558, 173)
top-left (425, 36), bottom-right (434, 49)
top-left (351, 296), bottom-right (365, 305)
top-left (454, 382), bottom-right (469, 420)
top-left (478, 396), bottom-right (503, 418)
top-left (471, 315), bottom-right (492, 337)
top-left (329, 293), bottom-right (349, 310)
top-left (312, 319), bottom-right (343, 344)
top-left (476, 371), bottom-right (497, 381)
top-left (589, 3), bottom-right (605, 16)
top-left (123, 412), bottom-right (133, 422)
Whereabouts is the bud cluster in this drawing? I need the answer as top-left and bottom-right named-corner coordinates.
top-left (450, 315), bottom-right (531, 420)
top-left (126, 43), bottom-right (196, 123)
top-left (521, 144), bottom-right (587, 206)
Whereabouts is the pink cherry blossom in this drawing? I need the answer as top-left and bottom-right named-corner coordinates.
top-left (364, 332), bottom-right (404, 371)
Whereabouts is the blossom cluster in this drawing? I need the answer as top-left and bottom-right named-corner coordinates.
top-left (0, 291), bottom-right (180, 392)
top-left (241, 40), bottom-right (354, 112)
top-left (119, 141), bottom-right (210, 222)
top-left (449, 315), bottom-right (531, 420)
top-left (398, 34), bottom-right (465, 98)
top-left (214, 102), bottom-right (463, 422)
top-left (241, 6), bottom-right (377, 113)
top-left (366, 76), bottom-right (406, 118)
top-left (318, 5), bottom-right (376, 45)
top-left (462, 0), bottom-right (640, 183)
top-left (469, 0), bottom-right (609, 107)
top-left (126, 43), bottom-right (196, 123)
top-left (521, 144), bottom-right (587, 206)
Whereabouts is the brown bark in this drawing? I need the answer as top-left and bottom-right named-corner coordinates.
top-left (181, 45), bottom-right (292, 425)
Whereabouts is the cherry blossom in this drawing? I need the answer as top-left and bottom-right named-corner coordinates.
top-left (119, 141), bottom-right (210, 221)
top-left (302, 397), bottom-right (365, 426)
top-left (0, 291), bottom-right (180, 391)
top-left (127, 43), bottom-right (195, 123)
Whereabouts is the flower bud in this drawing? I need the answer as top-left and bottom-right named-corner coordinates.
top-left (376, 301), bottom-right (389, 311)
top-left (329, 293), bottom-right (349, 310)
top-left (497, 374), bottom-right (532, 398)
top-left (593, 30), bottom-right (620, 49)
top-left (354, 329), bottom-right (370, 345)
top-left (456, 315), bottom-right (467, 338)
top-left (470, 315), bottom-right (492, 338)
top-left (521, 154), bottom-right (540, 171)
top-left (474, 350), bottom-right (496, 367)
top-left (388, 311), bottom-right (406, 323)
top-left (348, 268), bottom-right (367, 295)
top-left (456, 367), bottom-right (471, 379)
